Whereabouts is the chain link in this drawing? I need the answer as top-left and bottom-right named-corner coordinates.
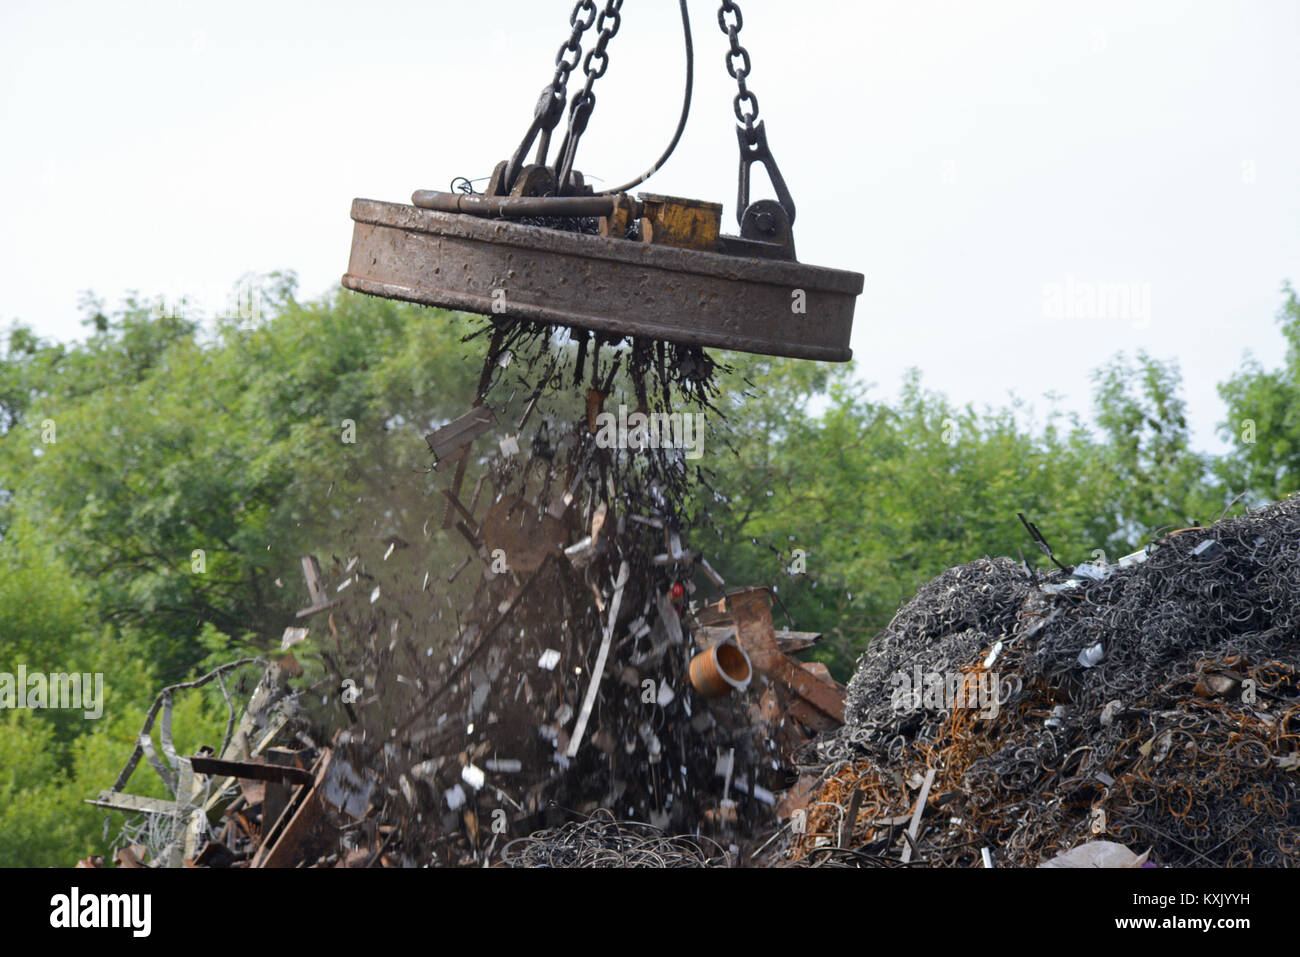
top-left (552, 0), bottom-right (599, 96)
top-left (501, 0), bottom-right (600, 192)
top-left (569, 0), bottom-right (623, 117)
top-left (718, 0), bottom-right (759, 137)
top-left (556, 0), bottom-right (624, 191)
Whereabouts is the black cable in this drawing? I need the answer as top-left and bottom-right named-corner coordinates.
top-left (597, 0), bottom-right (692, 195)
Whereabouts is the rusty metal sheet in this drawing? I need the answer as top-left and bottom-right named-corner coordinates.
top-left (637, 193), bottom-right (723, 250)
top-left (729, 587), bottom-right (845, 724)
top-left (482, 497), bottom-right (568, 574)
top-left (251, 749), bottom-right (334, 869)
top-left (342, 199), bottom-right (861, 362)
top-left (425, 406), bottom-right (497, 464)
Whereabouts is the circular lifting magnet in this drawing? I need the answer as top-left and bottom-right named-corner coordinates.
top-left (341, 198), bottom-right (862, 362)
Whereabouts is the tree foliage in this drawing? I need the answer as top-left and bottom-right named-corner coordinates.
top-left (1217, 283), bottom-right (1300, 503)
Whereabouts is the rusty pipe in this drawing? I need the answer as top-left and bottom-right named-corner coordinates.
top-left (411, 190), bottom-right (620, 219)
top-left (688, 639), bottom-right (752, 698)
top-left (585, 389), bottom-right (606, 435)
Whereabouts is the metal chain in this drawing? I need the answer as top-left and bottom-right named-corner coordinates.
top-left (551, 0), bottom-right (599, 102)
top-left (718, 0), bottom-right (759, 140)
top-left (556, 0), bottom-right (624, 192)
top-left (500, 0), bottom-right (598, 192)
top-left (717, 0), bottom-right (795, 231)
top-left (570, 0), bottom-right (623, 115)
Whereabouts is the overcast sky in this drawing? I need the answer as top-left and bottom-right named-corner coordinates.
top-left (3, 0), bottom-right (1298, 452)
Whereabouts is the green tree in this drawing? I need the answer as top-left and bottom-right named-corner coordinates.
top-left (1092, 351), bottom-right (1221, 535)
top-left (0, 279), bottom-right (489, 865)
top-left (701, 352), bottom-right (1221, 678)
top-left (1, 279), bottom-right (483, 674)
top-left (1218, 283), bottom-right (1300, 503)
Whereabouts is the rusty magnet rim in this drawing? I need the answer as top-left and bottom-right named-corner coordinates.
top-left (350, 199), bottom-right (863, 291)
top-left (342, 198), bottom-right (862, 363)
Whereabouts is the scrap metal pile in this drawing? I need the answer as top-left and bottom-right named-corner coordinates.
top-left (793, 498), bottom-right (1300, 867)
top-left (498, 809), bottom-right (730, 867)
top-left (89, 313), bottom-right (847, 868)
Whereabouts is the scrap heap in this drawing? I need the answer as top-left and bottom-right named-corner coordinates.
top-left (89, 314), bottom-right (847, 868)
top-left (792, 498), bottom-right (1300, 867)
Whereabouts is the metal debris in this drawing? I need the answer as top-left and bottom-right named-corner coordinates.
top-left (498, 809), bottom-right (730, 868)
top-left (797, 499), bottom-right (1300, 867)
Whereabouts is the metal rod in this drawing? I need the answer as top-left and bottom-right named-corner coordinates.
top-left (411, 190), bottom-right (618, 219)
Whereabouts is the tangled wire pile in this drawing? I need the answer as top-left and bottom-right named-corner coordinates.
top-left (462, 313), bottom-right (725, 523)
top-left (792, 846), bottom-right (911, 868)
top-left (801, 498), bottom-right (1300, 867)
top-left (500, 809), bottom-right (730, 867)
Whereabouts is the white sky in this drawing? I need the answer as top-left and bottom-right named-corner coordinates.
top-left (3, 0), bottom-right (1298, 453)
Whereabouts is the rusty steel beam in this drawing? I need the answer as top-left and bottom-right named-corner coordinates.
top-left (189, 755), bottom-right (315, 787)
top-left (342, 199), bottom-right (861, 363)
top-left (728, 587), bottom-right (845, 724)
top-left (251, 749), bottom-right (334, 869)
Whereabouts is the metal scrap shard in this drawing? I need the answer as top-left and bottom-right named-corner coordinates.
top-left (426, 406), bottom-right (497, 466)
